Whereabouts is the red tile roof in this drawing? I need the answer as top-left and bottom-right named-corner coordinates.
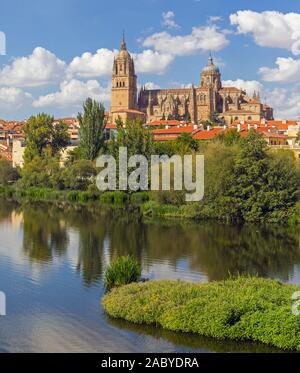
top-left (192, 127), bottom-right (224, 140)
top-left (146, 120), bottom-right (182, 126)
top-left (151, 125), bottom-right (195, 135)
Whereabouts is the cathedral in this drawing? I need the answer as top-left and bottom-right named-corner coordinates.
top-left (110, 35), bottom-right (273, 125)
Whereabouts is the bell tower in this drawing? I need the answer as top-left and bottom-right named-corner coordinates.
top-left (110, 33), bottom-right (137, 114)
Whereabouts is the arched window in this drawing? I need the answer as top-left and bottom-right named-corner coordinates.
top-left (234, 116), bottom-right (238, 120)
top-left (247, 116), bottom-right (252, 120)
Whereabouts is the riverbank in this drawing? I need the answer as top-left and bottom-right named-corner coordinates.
top-left (102, 277), bottom-right (300, 351)
top-left (0, 185), bottom-right (299, 225)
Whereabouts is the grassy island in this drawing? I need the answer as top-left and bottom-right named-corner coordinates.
top-left (102, 277), bottom-right (300, 351)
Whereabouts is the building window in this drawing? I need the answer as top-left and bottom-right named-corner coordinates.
top-left (248, 116), bottom-right (252, 120)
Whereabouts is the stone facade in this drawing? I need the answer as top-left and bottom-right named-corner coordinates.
top-left (110, 36), bottom-right (273, 125)
top-left (110, 34), bottom-right (145, 123)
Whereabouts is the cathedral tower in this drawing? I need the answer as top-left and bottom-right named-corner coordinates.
top-left (110, 33), bottom-right (137, 114)
top-left (200, 55), bottom-right (221, 90)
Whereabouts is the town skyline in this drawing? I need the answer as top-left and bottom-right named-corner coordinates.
top-left (0, 0), bottom-right (300, 120)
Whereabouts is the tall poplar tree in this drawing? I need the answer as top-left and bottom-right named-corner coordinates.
top-left (78, 98), bottom-right (106, 160)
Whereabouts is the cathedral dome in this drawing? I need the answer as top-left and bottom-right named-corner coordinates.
top-left (202, 55), bottom-right (220, 74)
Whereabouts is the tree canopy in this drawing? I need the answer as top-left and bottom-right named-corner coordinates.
top-left (24, 113), bottom-right (70, 163)
top-left (78, 98), bottom-right (106, 160)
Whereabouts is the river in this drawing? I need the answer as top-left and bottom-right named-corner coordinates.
top-left (0, 200), bottom-right (299, 352)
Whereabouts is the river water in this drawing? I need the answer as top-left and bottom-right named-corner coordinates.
top-left (0, 200), bottom-right (299, 352)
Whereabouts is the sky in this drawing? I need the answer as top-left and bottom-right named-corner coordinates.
top-left (0, 0), bottom-right (300, 120)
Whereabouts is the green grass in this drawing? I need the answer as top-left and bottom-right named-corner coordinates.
top-left (102, 277), bottom-right (300, 351)
top-left (104, 256), bottom-right (142, 290)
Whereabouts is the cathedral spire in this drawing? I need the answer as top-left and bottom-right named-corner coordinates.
top-left (120, 30), bottom-right (127, 50)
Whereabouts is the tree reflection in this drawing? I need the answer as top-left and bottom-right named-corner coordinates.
top-left (22, 204), bottom-right (68, 263)
top-left (16, 200), bottom-right (300, 285)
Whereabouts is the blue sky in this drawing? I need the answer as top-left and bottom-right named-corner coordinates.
top-left (0, 0), bottom-right (300, 119)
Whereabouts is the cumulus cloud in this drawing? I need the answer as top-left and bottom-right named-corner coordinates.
top-left (162, 11), bottom-right (180, 29)
top-left (143, 25), bottom-right (229, 56)
top-left (266, 87), bottom-right (300, 119)
top-left (230, 11), bottom-right (300, 54)
top-left (68, 48), bottom-right (173, 77)
top-left (259, 57), bottom-right (300, 83)
top-left (143, 82), bottom-right (161, 90)
top-left (0, 87), bottom-right (33, 110)
top-left (67, 48), bottom-right (117, 78)
top-left (208, 16), bottom-right (222, 23)
top-left (132, 50), bottom-right (174, 74)
top-left (33, 79), bottom-right (110, 108)
top-left (222, 79), bottom-right (263, 96)
top-left (0, 47), bottom-right (66, 87)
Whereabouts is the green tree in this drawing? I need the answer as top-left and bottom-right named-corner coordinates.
top-left (61, 160), bottom-right (97, 190)
top-left (20, 150), bottom-right (61, 188)
top-left (24, 113), bottom-right (70, 163)
top-left (226, 131), bottom-right (298, 222)
top-left (108, 118), bottom-right (153, 159)
top-left (78, 98), bottom-right (106, 160)
top-left (216, 128), bottom-right (241, 146)
top-left (175, 132), bottom-right (199, 153)
top-left (52, 121), bottom-right (71, 155)
top-left (0, 159), bottom-right (20, 185)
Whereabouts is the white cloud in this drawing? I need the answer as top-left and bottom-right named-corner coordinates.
top-left (68, 48), bottom-right (173, 77)
top-left (208, 16), bottom-right (222, 23)
top-left (33, 79), bottom-right (110, 108)
top-left (162, 11), bottom-right (180, 29)
top-left (132, 50), bottom-right (174, 74)
top-left (259, 57), bottom-right (300, 83)
top-left (143, 26), bottom-right (229, 56)
top-left (0, 87), bottom-right (32, 110)
top-left (266, 87), bottom-right (300, 119)
top-left (0, 47), bottom-right (66, 88)
top-left (143, 82), bottom-right (161, 90)
top-left (230, 11), bottom-right (300, 54)
top-left (222, 79), bottom-right (263, 96)
top-left (67, 48), bottom-right (117, 78)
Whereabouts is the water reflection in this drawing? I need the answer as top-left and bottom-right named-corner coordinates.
top-left (1, 199), bottom-right (300, 353)
top-left (1, 200), bottom-right (300, 285)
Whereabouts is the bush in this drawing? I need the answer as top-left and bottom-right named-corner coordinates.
top-left (130, 191), bottom-right (150, 206)
top-left (0, 159), bottom-right (20, 185)
top-left (67, 190), bottom-right (80, 202)
top-left (103, 277), bottom-right (300, 351)
top-left (100, 191), bottom-right (128, 207)
top-left (104, 256), bottom-right (141, 290)
top-left (151, 190), bottom-right (186, 205)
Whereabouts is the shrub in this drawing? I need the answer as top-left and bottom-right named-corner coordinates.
top-left (67, 190), bottom-right (80, 202)
top-left (103, 277), bottom-right (300, 351)
top-left (0, 159), bottom-right (20, 185)
top-left (151, 190), bottom-right (186, 205)
top-left (130, 191), bottom-right (150, 206)
top-left (104, 255), bottom-right (141, 290)
top-left (100, 191), bottom-right (128, 207)
top-left (113, 191), bottom-right (128, 207)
